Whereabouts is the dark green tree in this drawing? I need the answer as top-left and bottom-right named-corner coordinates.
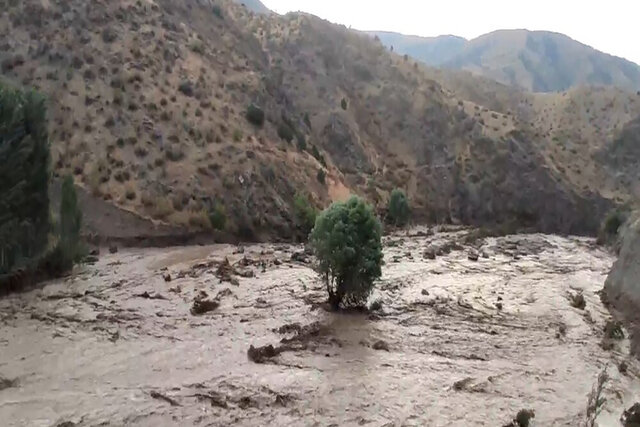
top-left (310, 196), bottom-right (383, 309)
top-left (293, 192), bottom-right (318, 236)
top-left (388, 188), bottom-right (410, 227)
top-left (59, 175), bottom-right (83, 262)
top-left (277, 122), bottom-right (294, 143)
top-left (209, 202), bottom-right (227, 230)
top-left (0, 83), bottom-right (50, 275)
top-left (245, 104), bottom-right (265, 127)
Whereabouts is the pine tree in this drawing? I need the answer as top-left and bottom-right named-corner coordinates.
top-left (59, 175), bottom-right (83, 263)
top-left (0, 82), bottom-right (50, 275)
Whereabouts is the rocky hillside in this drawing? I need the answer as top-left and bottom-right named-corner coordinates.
top-left (1, 0), bottom-right (638, 240)
top-left (370, 29), bottom-right (640, 93)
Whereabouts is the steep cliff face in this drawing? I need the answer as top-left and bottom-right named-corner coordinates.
top-left (604, 213), bottom-right (640, 352)
top-left (605, 214), bottom-right (640, 305)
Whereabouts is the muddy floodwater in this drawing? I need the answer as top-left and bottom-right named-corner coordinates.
top-left (1, 229), bottom-right (639, 426)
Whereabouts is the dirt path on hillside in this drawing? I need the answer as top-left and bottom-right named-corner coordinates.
top-left (0, 230), bottom-right (638, 426)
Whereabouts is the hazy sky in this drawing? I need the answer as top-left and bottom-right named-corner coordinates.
top-left (261, 0), bottom-right (640, 64)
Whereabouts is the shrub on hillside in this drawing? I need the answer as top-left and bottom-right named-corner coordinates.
top-left (310, 196), bottom-right (383, 309)
top-left (341, 98), bottom-right (348, 110)
top-left (178, 80), bottom-right (194, 97)
top-left (245, 104), bottom-right (265, 127)
top-left (277, 122), bottom-right (294, 143)
top-left (293, 192), bottom-right (318, 236)
top-left (311, 145), bottom-right (326, 166)
top-left (296, 133), bottom-right (307, 151)
top-left (387, 188), bottom-right (410, 227)
top-left (212, 4), bottom-right (223, 19)
top-left (597, 208), bottom-right (629, 245)
top-left (317, 169), bottom-right (326, 184)
top-left (209, 203), bottom-right (227, 230)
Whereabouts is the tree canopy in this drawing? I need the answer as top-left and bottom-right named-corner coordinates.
top-left (310, 196), bottom-right (383, 309)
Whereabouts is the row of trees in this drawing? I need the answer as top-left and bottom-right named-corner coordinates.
top-left (0, 81), bottom-right (82, 283)
top-left (306, 189), bottom-right (410, 309)
top-left (295, 188), bottom-right (410, 235)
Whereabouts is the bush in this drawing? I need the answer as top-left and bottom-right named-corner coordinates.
top-left (341, 98), bottom-right (348, 110)
top-left (233, 129), bottom-right (243, 142)
top-left (212, 4), bottom-right (223, 18)
top-left (178, 80), bottom-right (194, 97)
top-left (277, 122), bottom-right (294, 143)
top-left (152, 197), bottom-right (174, 219)
top-left (0, 83), bottom-right (50, 275)
top-left (317, 169), bottom-right (326, 184)
top-left (190, 41), bottom-right (205, 55)
top-left (387, 189), bottom-right (410, 227)
top-left (245, 104), bottom-right (265, 127)
top-left (293, 192), bottom-right (317, 236)
top-left (188, 209), bottom-right (211, 229)
top-left (310, 196), bottom-right (383, 309)
top-left (296, 133), bottom-right (307, 151)
top-left (311, 145), bottom-right (326, 166)
top-left (604, 210), bottom-right (626, 236)
top-left (598, 208), bottom-right (629, 245)
top-left (209, 203), bottom-right (227, 230)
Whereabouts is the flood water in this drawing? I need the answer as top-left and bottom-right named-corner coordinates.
top-left (1, 228), bottom-right (638, 426)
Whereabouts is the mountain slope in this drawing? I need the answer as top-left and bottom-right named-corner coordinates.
top-left (1, 0), bottom-right (638, 241)
top-left (371, 29), bottom-right (640, 93)
top-left (368, 32), bottom-right (465, 66)
top-left (232, 0), bottom-right (271, 14)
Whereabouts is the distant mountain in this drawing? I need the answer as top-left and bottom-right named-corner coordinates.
top-left (233, 0), bottom-right (271, 14)
top-left (369, 29), bottom-right (640, 93)
top-left (369, 32), bottom-right (466, 66)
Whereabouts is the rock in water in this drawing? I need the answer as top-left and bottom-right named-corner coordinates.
top-left (247, 344), bottom-right (280, 363)
top-left (423, 247), bottom-right (436, 260)
top-left (622, 403), bottom-right (640, 427)
top-left (190, 298), bottom-right (219, 315)
top-left (372, 340), bottom-right (390, 351)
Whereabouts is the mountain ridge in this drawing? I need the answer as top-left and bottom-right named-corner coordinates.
top-left (369, 28), bottom-right (640, 93)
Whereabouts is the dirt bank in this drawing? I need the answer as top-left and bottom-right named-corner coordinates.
top-left (0, 230), bottom-right (638, 426)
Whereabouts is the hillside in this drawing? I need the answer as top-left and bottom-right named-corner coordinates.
top-left (368, 32), bottom-right (465, 66)
top-left (1, 0), bottom-right (639, 241)
top-left (232, 0), bottom-right (271, 14)
top-left (371, 29), bottom-right (640, 93)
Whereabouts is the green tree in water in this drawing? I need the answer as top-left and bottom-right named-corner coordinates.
top-left (310, 196), bottom-right (383, 309)
top-left (293, 192), bottom-right (318, 237)
top-left (0, 82), bottom-right (50, 275)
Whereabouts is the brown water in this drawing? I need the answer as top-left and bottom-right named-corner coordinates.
top-left (1, 229), bottom-right (638, 426)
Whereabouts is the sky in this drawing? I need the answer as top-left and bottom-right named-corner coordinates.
top-left (261, 0), bottom-right (640, 65)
